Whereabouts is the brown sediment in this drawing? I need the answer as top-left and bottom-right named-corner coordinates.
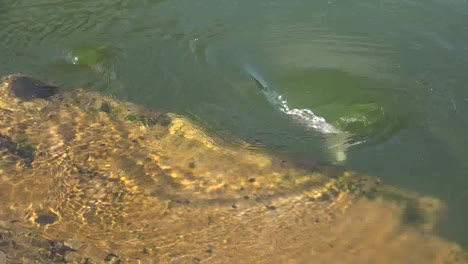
top-left (0, 75), bottom-right (466, 263)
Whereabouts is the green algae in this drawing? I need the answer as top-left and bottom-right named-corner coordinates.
top-left (66, 45), bottom-right (112, 67)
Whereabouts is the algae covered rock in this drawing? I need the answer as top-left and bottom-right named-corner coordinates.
top-left (0, 74), bottom-right (465, 263)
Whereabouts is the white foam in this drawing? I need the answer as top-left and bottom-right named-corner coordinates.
top-left (274, 94), bottom-right (340, 134)
top-left (246, 66), bottom-right (349, 163)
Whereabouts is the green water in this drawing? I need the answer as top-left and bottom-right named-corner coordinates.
top-left (1, 0), bottom-right (468, 247)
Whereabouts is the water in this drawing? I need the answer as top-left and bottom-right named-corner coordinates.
top-left (0, 0), bottom-right (467, 249)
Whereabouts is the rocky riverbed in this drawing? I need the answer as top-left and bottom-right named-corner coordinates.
top-left (0, 75), bottom-right (466, 263)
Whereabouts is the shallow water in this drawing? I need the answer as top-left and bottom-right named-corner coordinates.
top-left (0, 0), bottom-right (467, 250)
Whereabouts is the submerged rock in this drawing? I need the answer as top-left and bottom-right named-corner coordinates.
top-left (0, 75), bottom-right (465, 263)
top-left (7, 75), bottom-right (59, 100)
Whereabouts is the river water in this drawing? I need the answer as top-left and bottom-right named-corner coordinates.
top-left (1, 0), bottom-right (467, 248)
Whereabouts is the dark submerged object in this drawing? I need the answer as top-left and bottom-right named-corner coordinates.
top-left (9, 76), bottom-right (59, 100)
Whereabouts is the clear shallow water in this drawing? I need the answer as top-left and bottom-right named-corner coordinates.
top-left (0, 0), bottom-right (467, 247)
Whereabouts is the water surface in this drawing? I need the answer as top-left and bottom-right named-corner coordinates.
top-left (1, 0), bottom-right (468, 247)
